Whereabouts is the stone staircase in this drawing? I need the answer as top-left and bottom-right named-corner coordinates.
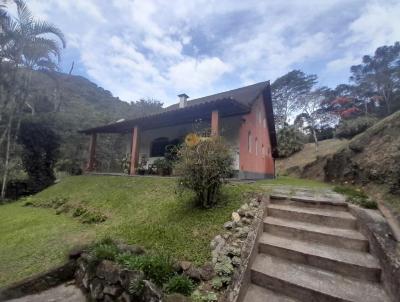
top-left (242, 193), bottom-right (391, 302)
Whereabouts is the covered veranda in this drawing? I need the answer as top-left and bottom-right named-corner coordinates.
top-left (79, 98), bottom-right (250, 175)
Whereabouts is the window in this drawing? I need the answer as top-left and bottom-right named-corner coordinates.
top-left (255, 138), bottom-right (258, 156)
top-left (248, 131), bottom-right (252, 153)
top-left (257, 111), bottom-right (262, 124)
top-left (262, 144), bottom-right (265, 157)
top-left (263, 118), bottom-right (266, 128)
top-left (150, 137), bottom-right (169, 157)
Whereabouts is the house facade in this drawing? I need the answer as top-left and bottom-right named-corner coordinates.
top-left (80, 81), bottom-right (277, 179)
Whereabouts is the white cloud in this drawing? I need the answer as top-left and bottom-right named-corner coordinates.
top-left (25, 0), bottom-right (400, 106)
top-left (168, 57), bottom-right (232, 95)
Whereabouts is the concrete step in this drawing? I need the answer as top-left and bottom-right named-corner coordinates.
top-left (251, 254), bottom-right (390, 302)
top-left (264, 217), bottom-right (369, 251)
top-left (270, 195), bottom-right (349, 211)
top-left (258, 233), bottom-right (381, 282)
top-left (242, 284), bottom-right (300, 302)
top-left (267, 203), bottom-right (357, 229)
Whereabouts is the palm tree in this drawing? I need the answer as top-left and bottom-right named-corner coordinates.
top-left (0, 0), bottom-right (66, 199)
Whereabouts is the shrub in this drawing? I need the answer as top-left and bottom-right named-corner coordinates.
top-left (335, 116), bottom-right (378, 139)
top-left (152, 158), bottom-right (172, 176)
top-left (277, 125), bottom-right (306, 158)
top-left (175, 135), bottom-right (233, 208)
top-left (90, 238), bottom-right (120, 262)
top-left (117, 253), bottom-right (174, 286)
top-left (164, 275), bottom-right (195, 296)
top-left (333, 186), bottom-right (378, 209)
top-left (18, 118), bottom-right (60, 193)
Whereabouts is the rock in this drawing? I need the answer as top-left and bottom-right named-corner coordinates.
top-left (82, 272), bottom-right (90, 289)
top-left (142, 280), bottom-right (162, 302)
top-left (89, 278), bottom-right (104, 300)
top-left (179, 261), bottom-right (192, 271)
top-left (96, 260), bottom-right (121, 284)
top-left (69, 246), bottom-right (87, 260)
top-left (231, 212), bottom-right (240, 222)
top-left (103, 285), bottom-right (123, 296)
top-left (231, 256), bottom-right (241, 267)
top-left (210, 235), bottom-right (225, 251)
top-left (119, 269), bottom-right (144, 291)
top-left (104, 294), bottom-right (115, 302)
top-left (222, 232), bottom-right (231, 240)
top-left (223, 221), bottom-right (235, 230)
top-left (199, 263), bottom-right (215, 281)
top-left (237, 204), bottom-right (250, 216)
top-left (184, 266), bottom-right (202, 281)
top-left (245, 210), bottom-right (256, 218)
top-left (117, 243), bottom-right (145, 255)
top-left (172, 261), bottom-right (182, 273)
top-left (235, 226), bottom-right (250, 239)
top-left (118, 292), bottom-right (134, 302)
top-left (164, 293), bottom-right (191, 302)
top-left (241, 217), bottom-right (251, 225)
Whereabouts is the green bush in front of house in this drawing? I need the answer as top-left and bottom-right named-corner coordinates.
top-left (175, 135), bottom-right (233, 208)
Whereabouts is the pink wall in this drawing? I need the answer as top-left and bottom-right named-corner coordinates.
top-left (239, 95), bottom-right (275, 177)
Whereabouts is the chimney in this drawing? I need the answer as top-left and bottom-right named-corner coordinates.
top-left (178, 94), bottom-right (189, 108)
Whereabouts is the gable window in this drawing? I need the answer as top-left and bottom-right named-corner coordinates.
top-left (248, 131), bottom-right (252, 153)
top-left (263, 118), bottom-right (266, 128)
top-left (150, 137), bottom-right (169, 157)
top-left (255, 138), bottom-right (258, 156)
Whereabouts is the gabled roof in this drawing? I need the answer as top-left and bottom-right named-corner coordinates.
top-left (79, 81), bottom-right (277, 156)
top-left (166, 81), bottom-right (269, 111)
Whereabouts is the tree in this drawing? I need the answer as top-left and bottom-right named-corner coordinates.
top-left (295, 87), bottom-right (334, 152)
top-left (0, 0), bottom-right (65, 199)
top-left (271, 70), bottom-right (317, 129)
top-left (350, 42), bottom-right (400, 115)
top-left (18, 118), bottom-right (60, 192)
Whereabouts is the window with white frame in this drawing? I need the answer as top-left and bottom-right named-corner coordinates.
top-left (255, 138), bottom-right (258, 156)
top-left (248, 131), bottom-right (252, 153)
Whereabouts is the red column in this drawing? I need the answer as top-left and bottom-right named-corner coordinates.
top-left (129, 126), bottom-right (140, 175)
top-left (86, 133), bottom-right (97, 172)
top-left (211, 110), bottom-right (219, 136)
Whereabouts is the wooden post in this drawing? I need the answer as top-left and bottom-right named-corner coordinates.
top-left (211, 110), bottom-right (219, 136)
top-left (86, 133), bottom-right (97, 172)
top-left (129, 126), bottom-right (140, 175)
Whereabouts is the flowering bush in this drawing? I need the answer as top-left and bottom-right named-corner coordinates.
top-left (176, 134), bottom-right (233, 208)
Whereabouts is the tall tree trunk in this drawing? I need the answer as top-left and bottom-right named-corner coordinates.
top-left (1, 112), bottom-right (13, 200)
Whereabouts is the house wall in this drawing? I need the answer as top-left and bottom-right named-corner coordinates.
top-left (137, 116), bottom-right (242, 170)
top-left (238, 95), bottom-right (275, 179)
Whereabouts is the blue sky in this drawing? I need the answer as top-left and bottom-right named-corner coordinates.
top-left (26, 0), bottom-right (400, 106)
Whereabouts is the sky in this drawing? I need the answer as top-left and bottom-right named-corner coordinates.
top-left (25, 0), bottom-right (400, 106)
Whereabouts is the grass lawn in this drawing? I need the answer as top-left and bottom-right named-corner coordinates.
top-left (0, 175), bottom-right (329, 287)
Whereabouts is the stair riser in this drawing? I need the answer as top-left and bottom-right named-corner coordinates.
top-left (251, 269), bottom-right (350, 302)
top-left (259, 242), bottom-right (380, 282)
top-left (264, 223), bottom-right (369, 252)
top-left (270, 198), bottom-right (348, 212)
top-left (267, 207), bottom-right (357, 229)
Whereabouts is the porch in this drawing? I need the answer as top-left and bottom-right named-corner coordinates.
top-left (80, 98), bottom-right (250, 175)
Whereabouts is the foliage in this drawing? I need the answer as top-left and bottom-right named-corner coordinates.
top-left (333, 186), bottom-right (378, 209)
top-left (350, 42), bottom-right (400, 115)
top-left (335, 116), bottom-right (378, 139)
top-left (152, 158), bottom-right (172, 176)
top-left (117, 253), bottom-right (175, 286)
top-left (271, 70), bottom-right (317, 129)
top-left (164, 275), bottom-right (195, 296)
top-left (89, 238), bottom-right (120, 262)
top-left (191, 290), bottom-right (218, 302)
top-left (176, 136), bottom-right (233, 208)
top-left (277, 125), bottom-right (306, 158)
top-left (17, 118), bottom-right (60, 192)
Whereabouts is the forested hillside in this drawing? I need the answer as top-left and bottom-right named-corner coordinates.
top-left (23, 70), bottom-right (162, 171)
